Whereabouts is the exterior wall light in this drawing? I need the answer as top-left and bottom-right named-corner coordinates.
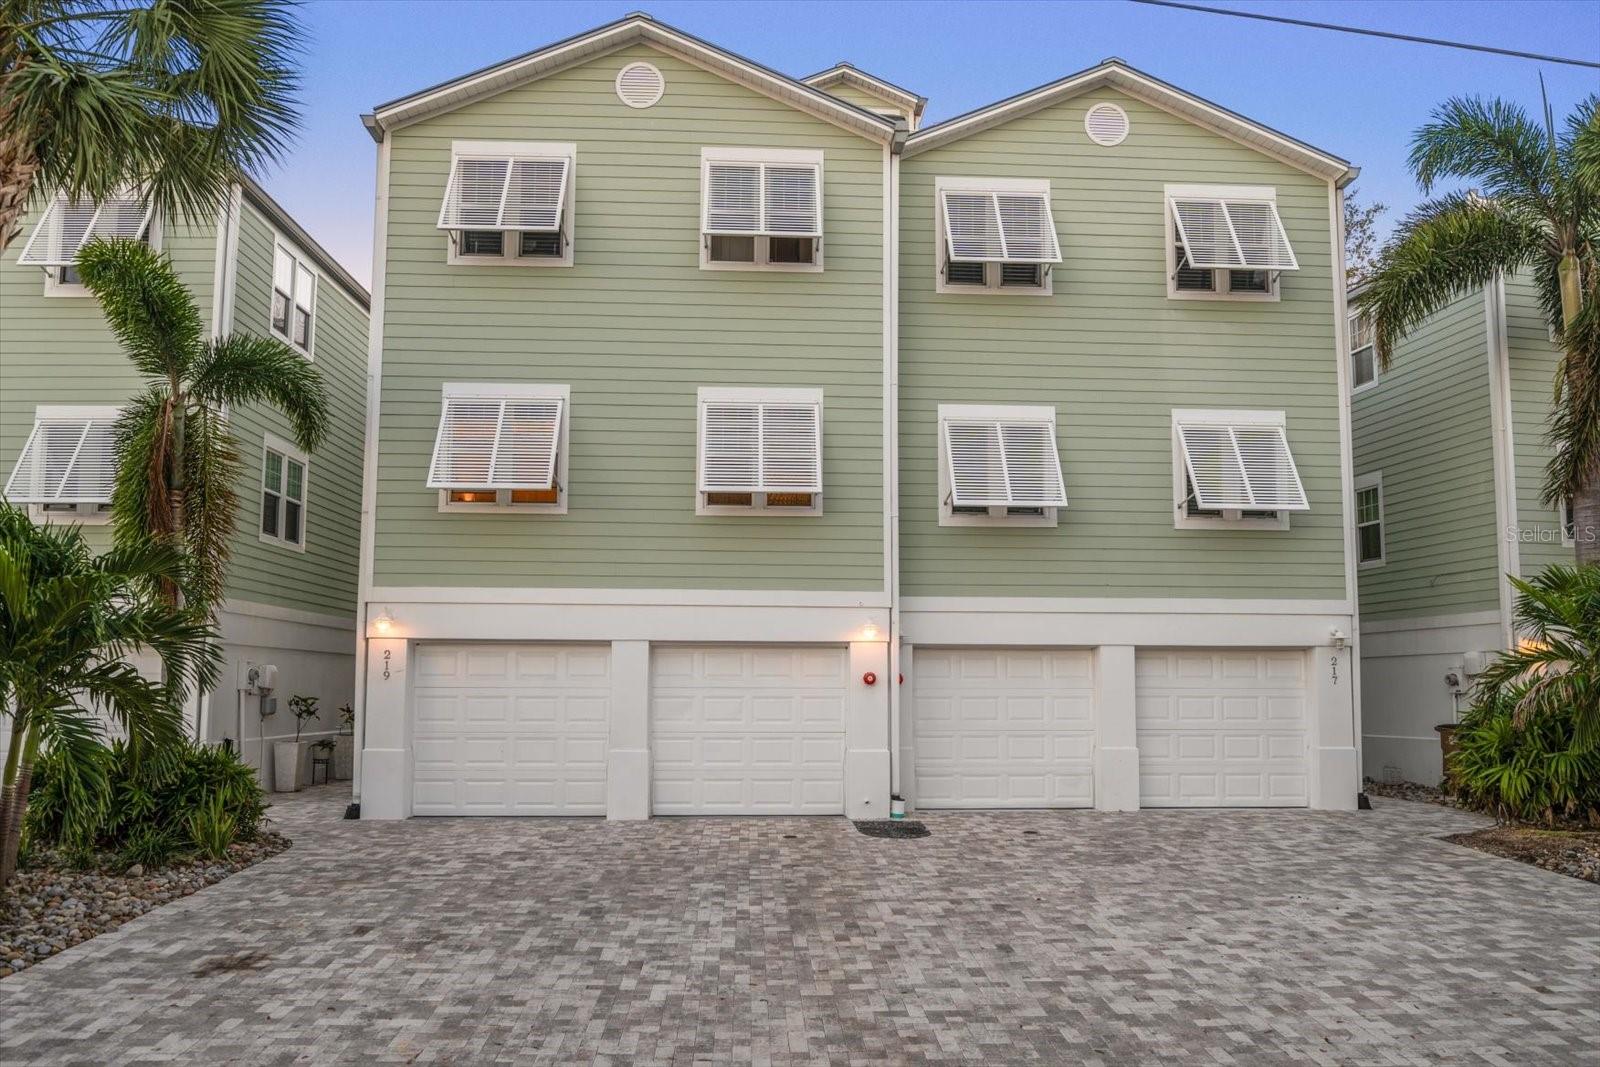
top-left (373, 608), bottom-right (395, 634)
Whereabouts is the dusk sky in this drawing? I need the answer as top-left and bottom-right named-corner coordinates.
top-left (270, 0), bottom-right (1600, 286)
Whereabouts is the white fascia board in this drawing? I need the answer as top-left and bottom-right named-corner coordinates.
top-left (803, 66), bottom-right (924, 113)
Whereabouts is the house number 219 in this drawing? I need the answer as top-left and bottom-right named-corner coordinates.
top-left (382, 649), bottom-right (392, 680)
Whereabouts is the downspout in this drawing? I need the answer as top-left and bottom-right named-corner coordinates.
top-left (199, 186), bottom-right (240, 742)
top-left (1485, 272), bottom-right (1519, 649)
top-left (886, 125), bottom-right (905, 799)
top-left (1329, 177), bottom-right (1363, 788)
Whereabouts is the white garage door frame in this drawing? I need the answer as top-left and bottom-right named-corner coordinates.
top-left (410, 642), bottom-right (611, 816)
top-left (1136, 648), bottom-right (1310, 808)
top-left (911, 646), bottom-right (1096, 809)
top-left (650, 644), bottom-right (849, 815)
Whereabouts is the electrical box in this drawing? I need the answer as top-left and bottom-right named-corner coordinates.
top-left (1462, 651), bottom-right (1496, 677)
top-left (256, 664), bottom-right (279, 693)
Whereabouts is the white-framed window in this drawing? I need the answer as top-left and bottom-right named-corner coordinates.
top-left (696, 387), bottom-right (823, 514)
top-left (438, 140), bottom-right (576, 268)
top-left (1165, 184), bottom-right (1296, 302)
top-left (428, 383), bottom-right (569, 514)
top-left (1355, 471), bottom-right (1385, 567)
top-left (700, 148), bottom-right (823, 272)
top-left (4, 405), bottom-right (119, 524)
top-left (938, 404), bottom-right (1067, 527)
top-left (18, 191), bottom-right (158, 296)
top-left (1171, 409), bottom-right (1308, 530)
top-left (1561, 497), bottom-right (1576, 547)
top-left (259, 434), bottom-right (308, 551)
top-left (934, 177), bottom-right (1060, 296)
top-left (271, 241), bottom-right (317, 357)
top-left (1349, 310), bottom-right (1378, 392)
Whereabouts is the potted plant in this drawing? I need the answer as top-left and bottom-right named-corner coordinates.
top-left (334, 703), bottom-right (355, 780)
top-left (273, 695), bottom-right (320, 793)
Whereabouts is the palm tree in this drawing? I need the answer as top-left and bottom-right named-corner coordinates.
top-left (0, 0), bottom-right (300, 252)
top-left (1469, 564), bottom-right (1600, 759)
top-left (0, 501), bottom-right (220, 885)
top-left (1353, 94), bottom-right (1600, 560)
top-left (76, 237), bottom-right (329, 612)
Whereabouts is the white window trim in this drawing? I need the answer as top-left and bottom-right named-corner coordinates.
top-left (1561, 496), bottom-right (1576, 548)
top-left (258, 432), bottom-right (309, 553)
top-left (1171, 408), bottom-right (1292, 531)
top-left (1164, 183), bottom-right (1281, 303)
top-left (699, 147), bottom-right (825, 273)
top-left (434, 383), bottom-right (570, 515)
top-left (695, 386), bottom-right (824, 516)
top-left (16, 404), bottom-right (120, 525)
top-left (442, 140), bottom-right (577, 268)
top-left (1355, 471), bottom-right (1386, 568)
top-left (933, 176), bottom-right (1054, 296)
top-left (41, 213), bottom-right (163, 298)
top-left (1349, 311), bottom-right (1379, 394)
top-left (270, 237), bottom-right (318, 359)
top-left (937, 403), bottom-right (1062, 527)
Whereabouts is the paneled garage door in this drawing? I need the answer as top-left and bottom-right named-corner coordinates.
top-left (411, 643), bottom-right (610, 815)
top-left (1135, 649), bottom-right (1308, 807)
top-left (913, 648), bottom-right (1095, 808)
top-left (651, 645), bottom-right (847, 815)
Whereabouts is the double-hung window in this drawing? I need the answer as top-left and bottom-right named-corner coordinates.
top-left (1172, 409), bottom-right (1308, 530)
top-left (1166, 185), bottom-right (1297, 300)
top-left (938, 405), bottom-right (1067, 526)
top-left (1355, 472), bottom-right (1385, 566)
top-left (697, 388), bottom-right (823, 514)
top-left (4, 405), bottom-right (119, 523)
top-left (438, 141), bottom-right (576, 267)
top-left (272, 242), bottom-right (316, 356)
top-left (1349, 311), bottom-right (1378, 391)
top-left (700, 148), bottom-right (823, 271)
top-left (260, 435), bottom-right (308, 550)
top-left (428, 384), bottom-right (569, 513)
top-left (935, 178), bottom-right (1061, 295)
top-left (18, 191), bottom-right (155, 294)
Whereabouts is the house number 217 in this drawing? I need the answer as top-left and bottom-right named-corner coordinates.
top-left (382, 649), bottom-right (392, 680)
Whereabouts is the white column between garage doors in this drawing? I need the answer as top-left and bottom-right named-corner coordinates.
top-left (411, 643), bottom-right (610, 815)
top-left (1135, 649), bottom-right (1309, 807)
top-left (650, 645), bottom-right (849, 815)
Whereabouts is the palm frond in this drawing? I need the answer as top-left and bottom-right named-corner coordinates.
top-left (177, 404), bottom-right (241, 611)
top-left (76, 239), bottom-right (203, 380)
top-left (1351, 193), bottom-right (1546, 368)
top-left (1545, 276), bottom-right (1600, 501)
top-left (1409, 96), bottom-right (1554, 207)
top-left (191, 333), bottom-right (331, 451)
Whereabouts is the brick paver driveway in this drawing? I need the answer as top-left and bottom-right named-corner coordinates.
top-left (2, 787), bottom-right (1597, 1065)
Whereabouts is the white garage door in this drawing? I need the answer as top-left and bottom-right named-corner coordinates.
top-left (1136, 649), bottom-right (1308, 807)
top-left (651, 645), bottom-right (847, 815)
top-left (914, 648), bottom-right (1094, 809)
top-left (411, 643), bottom-right (610, 815)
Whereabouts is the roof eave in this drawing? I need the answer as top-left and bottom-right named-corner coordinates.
top-left (238, 176), bottom-right (370, 309)
top-left (801, 65), bottom-right (928, 115)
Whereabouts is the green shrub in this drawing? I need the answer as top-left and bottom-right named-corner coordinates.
top-left (186, 793), bottom-right (238, 861)
top-left (24, 739), bottom-right (266, 866)
top-left (1453, 687), bottom-right (1600, 824)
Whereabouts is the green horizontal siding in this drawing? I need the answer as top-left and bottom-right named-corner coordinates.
top-left (372, 42), bottom-right (885, 590)
top-left (1504, 272), bottom-right (1573, 576)
top-left (0, 201), bottom-right (218, 552)
top-left (898, 86), bottom-right (1346, 599)
top-left (1353, 286), bottom-right (1500, 621)
top-left (222, 199), bottom-right (367, 618)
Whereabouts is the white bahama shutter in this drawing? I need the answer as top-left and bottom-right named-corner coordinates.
top-left (427, 393), bottom-right (564, 490)
top-left (942, 412), bottom-right (1067, 507)
top-left (942, 189), bottom-right (1060, 263)
top-left (698, 395), bottom-right (823, 494)
top-left (1169, 195), bottom-right (1297, 270)
top-left (1176, 418), bottom-right (1308, 510)
top-left (438, 154), bottom-right (569, 232)
top-left (18, 193), bottom-right (153, 267)
top-left (4, 412), bottom-right (119, 503)
top-left (703, 161), bottom-right (821, 237)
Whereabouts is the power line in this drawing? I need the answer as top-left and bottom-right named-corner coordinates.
top-left (1129, 0), bottom-right (1600, 70)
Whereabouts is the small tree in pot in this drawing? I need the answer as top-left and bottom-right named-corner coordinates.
top-left (334, 703), bottom-right (355, 781)
top-left (273, 695), bottom-right (320, 793)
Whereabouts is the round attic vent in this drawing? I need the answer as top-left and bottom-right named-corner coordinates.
top-left (616, 62), bottom-right (665, 108)
top-left (1084, 101), bottom-right (1130, 146)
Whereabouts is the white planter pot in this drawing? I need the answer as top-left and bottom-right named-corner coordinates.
top-left (333, 735), bottom-right (354, 780)
top-left (273, 740), bottom-right (304, 793)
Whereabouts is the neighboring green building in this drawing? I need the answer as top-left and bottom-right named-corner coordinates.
top-left (1351, 274), bottom-right (1568, 784)
top-left (2, 179), bottom-right (370, 785)
top-left (353, 13), bottom-right (1364, 821)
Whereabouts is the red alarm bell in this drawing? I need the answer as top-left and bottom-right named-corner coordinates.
top-left (863, 671), bottom-right (877, 686)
